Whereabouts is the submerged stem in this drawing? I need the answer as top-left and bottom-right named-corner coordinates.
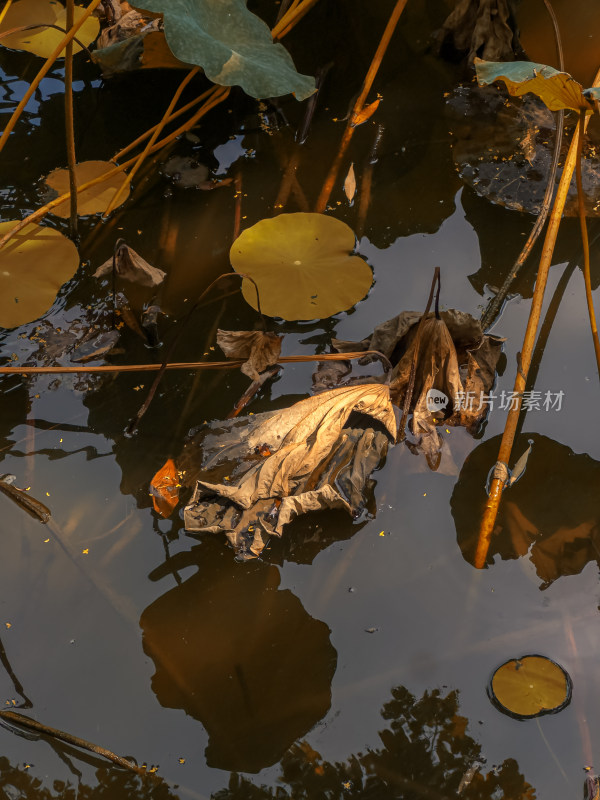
top-left (0, 0), bottom-right (103, 157)
top-left (64, 0), bottom-right (77, 236)
top-left (103, 66), bottom-right (201, 216)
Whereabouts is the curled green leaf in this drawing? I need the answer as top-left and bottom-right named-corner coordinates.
top-left (475, 58), bottom-right (595, 112)
top-left (132, 0), bottom-right (315, 100)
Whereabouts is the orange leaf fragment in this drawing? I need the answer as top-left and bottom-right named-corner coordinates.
top-left (352, 97), bottom-right (381, 127)
top-left (150, 458), bottom-right (180, 517)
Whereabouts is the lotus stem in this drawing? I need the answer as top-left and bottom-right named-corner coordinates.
top-left (0, 24), bottom-right (92, 56)
top-left (125, 272), bottom-right (266, 435)
top-left (315, 0), bottom-right (408, 213)
top-left (112, 86), bottom-right (216, 161)
top-left (0, 351), bottom-right (387, 376)
top-left (0, 0), bottom-right (13, 27)
top-left (272, 0), bottom-right (320, 39)
top-left (0, 88), bottom-right (231, 251)
top-left (103, 66), bottom-right (201, 216)
top-left (64, 0), bottom-right (77, 236)
top-left (0, 0), bottom-right (103, 156)
top-left (474, 75), bottom-right (600, 570)
top-left (480, 0), bottom-right (564, 331)
top-left (575, 109), bottom-right (600, 377)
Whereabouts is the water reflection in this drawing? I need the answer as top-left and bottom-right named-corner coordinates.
top-left (451, 433), bottom-right (600, 587)
top-left (213, 685), bottom-right (535, 800)
top-left (141, 542), bottom-right (337, 773)
top-left (0, 756), bottom-right (178, 800)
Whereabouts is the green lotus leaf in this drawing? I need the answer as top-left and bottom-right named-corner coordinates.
top-left (0, 222), bottom-right (79, 329)
top-left (0, 0), bottom-right (99, 59)
top-left (230, 213), bottom-right (373, 321)
top-left (132, 0), bottom-right (315, 100)
top-left (489, 655), bottom-right (572, 719)
top-left (475, 58), bottom-right (594, 112)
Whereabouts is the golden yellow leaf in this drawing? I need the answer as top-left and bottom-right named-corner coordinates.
top-left (0, 221), bottom-right (79, 329)
top-left (0, 0), bottom-right (99, 59)
top-left (44, 161), bottom-right (130, 217)
top-left (490, 655), bottom-right (571, 718)
top-left (230, 213), bottom-right (372, 321)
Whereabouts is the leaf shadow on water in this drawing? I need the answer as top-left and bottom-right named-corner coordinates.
top-left (451, 433), bottom-right (600, 588)
top-left (141, 538), bottom-right (337, 773)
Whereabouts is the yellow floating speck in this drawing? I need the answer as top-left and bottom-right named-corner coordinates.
top-left (82, 549), bottom-right (89, 555)
top-left (379, 531), bottom-right (385, 537)
top-left (423, 493), bottom-right (427, 497)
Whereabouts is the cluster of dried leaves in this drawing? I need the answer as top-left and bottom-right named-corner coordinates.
top-left (151, 306), bottom-right (503, 559)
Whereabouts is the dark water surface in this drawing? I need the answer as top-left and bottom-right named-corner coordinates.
top-left (0, 2), bottom-right (599, 798)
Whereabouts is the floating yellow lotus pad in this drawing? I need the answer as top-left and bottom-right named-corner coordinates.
top-left (0, 0), bottom-right (100, 59)
top-left (0, 221), bottom-right (79, 329)
top-left (489, 655), bottom-right (572, 719)
top-left (44, 161), bottom-right (129, 217)
top-left (230, 213), bottom-right (372, 321)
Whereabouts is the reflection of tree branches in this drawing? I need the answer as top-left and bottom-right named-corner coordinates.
top-left (213, 684), bottom-right (536, 800)
top-left (0, 757), bottom-right (178, 800)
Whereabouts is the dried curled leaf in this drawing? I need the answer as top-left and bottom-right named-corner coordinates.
top-left (217, 329), bottom-right (282, 381)
top-left (434, 0), bottom-right (519, 64)
top-left (182, 384), bottom-right (396, 559)
top-left (94, 242), bottom-right (166, 287)
top-left (150, 458), bottom-right (179, 517)
top-left (318, 309), bottom-right (503, 469)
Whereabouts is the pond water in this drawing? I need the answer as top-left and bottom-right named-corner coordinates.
top-left (0, 1), bottom-right (599, 799)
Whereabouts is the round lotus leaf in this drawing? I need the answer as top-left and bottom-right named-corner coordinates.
top-left (44, 161), bottom-right (129, 217)
top-left (0, 221), bottom-right (79, 329)
top-left (230, 213), bottom-right (373, 321)
top-left (488, 655), bottom-right (572, 719)
top-left (0, 0), bottom-right (100, 59)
